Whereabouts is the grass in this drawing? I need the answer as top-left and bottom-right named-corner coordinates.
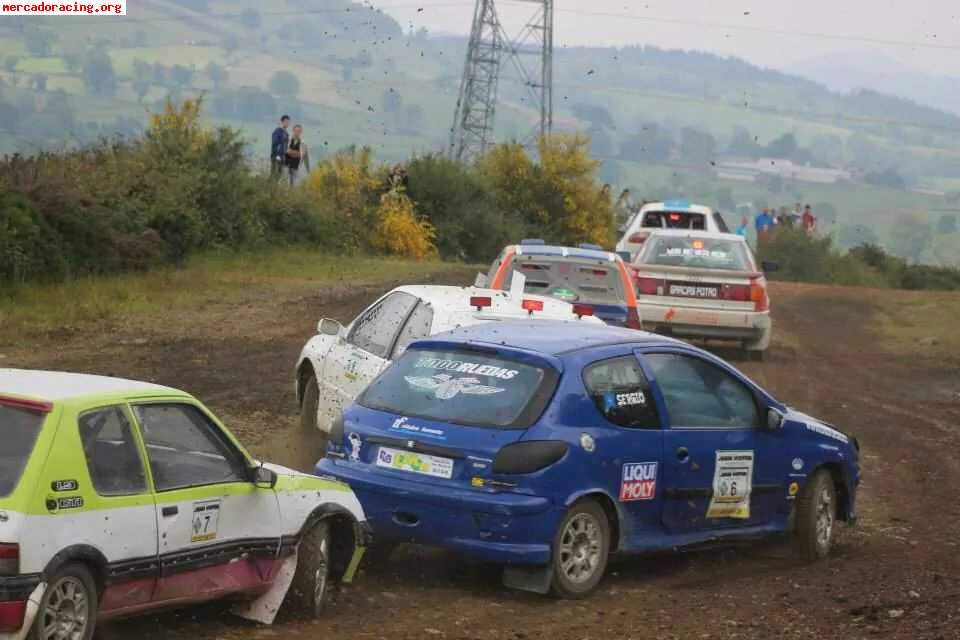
top-left (872, 289), bottom-right (960, 361)
top-left (0, 247), bottom-right (467, 347)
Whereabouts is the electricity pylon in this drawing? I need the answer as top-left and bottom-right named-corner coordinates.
top-left (449, 0), bottom-right (553, 163)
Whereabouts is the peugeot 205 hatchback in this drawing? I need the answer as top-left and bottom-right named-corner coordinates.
top-left (0, 370), bottom-right (368, 640)
top-left (318, 322), bottom-right (860, 598)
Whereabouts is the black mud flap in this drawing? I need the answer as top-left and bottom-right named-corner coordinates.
top-left (502, 564), bottom-right (553, 594)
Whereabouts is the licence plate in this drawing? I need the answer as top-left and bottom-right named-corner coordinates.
top-left (667, 282), bottom-right (720, 299)
top-left (376, 446), bottom-right (454, 479)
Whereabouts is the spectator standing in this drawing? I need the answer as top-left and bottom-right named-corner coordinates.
top-left (285, 124), bottom-right (310, 185)
top-left (735, 215), bottom-right (749, 238)
top-left (755, 208), bottom-right (774, 241)
top-left (270, 115), bottom-right (290, 179)
top-left (802, 204), bottom-right (817, 234)
top-left (792, 202), bottom-right (803, 225)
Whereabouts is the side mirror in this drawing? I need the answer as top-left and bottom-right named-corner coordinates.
top-left (252, 464), bottom-right (278, 489)
top-left (761, 260), bottom-right (780, 273)
top-left (318, 318), bottom-right (344, 337)
top-left (473, 272), bottom-right (489, 288)
top-left (766, 408), bottom-right (785, 432)
top-left (616, 251), bottom-right (632, 263)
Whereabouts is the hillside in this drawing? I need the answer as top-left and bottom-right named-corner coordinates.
top-left (1, 0), bottom-right (960, 264)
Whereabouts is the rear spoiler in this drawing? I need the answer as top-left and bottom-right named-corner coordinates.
top-left (0, 395), bottom-right (54, 413)
top-left (630, 264), bottom-right (764, 279)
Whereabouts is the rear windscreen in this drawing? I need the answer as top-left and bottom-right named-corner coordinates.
top-left (506, 257), bottom-right (626, 305)
top-left (0, 406), bottom-right (45, 498)
top-left (641, 236), bottom-right (754, 271)
top-left (642, 211), bottom-right (706, 230)
top-left (360, 349), bottom-right (555, 428)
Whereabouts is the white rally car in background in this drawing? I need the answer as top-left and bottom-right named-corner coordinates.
top-left (295, 283), bottom-right (603, 449)
top-left (616, 200), bottom-right (729, 260)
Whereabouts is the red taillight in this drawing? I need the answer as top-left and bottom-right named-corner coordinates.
top-left (722, 283), bottom-right (751, 302)
top-left (0, 396), bottom-right (52, 413)
top-left (635, 277), bottom-right (662, 296)
top-left (0, 544), bottom-right (19, 575)
top-left (669, 213), bottom-right (681, 221)
top-left (470, 296), bottom-right (492, 310)
top-left (626, 308), bottom-right (643, 330)
top-left (750, 277), bottom-right (769, 312)
top-left (572, 304), bottom-right (594, 317)
top-left (0, 600), bottom-right (27, 633)
top-left (521, 299), bottom-right (544, 313)
top-left (627, 232), bottom-right (649, 244)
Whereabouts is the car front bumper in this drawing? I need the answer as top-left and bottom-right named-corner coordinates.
top-left (318, 459), bottom-right (561, 565)
top-left (638, 301), bottom-right (771, 342)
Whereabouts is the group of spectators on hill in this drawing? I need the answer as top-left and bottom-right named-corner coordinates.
top-left (742, 203), bottom-right (817, 241)
top-left (270, 114), bottom-right (311, 185)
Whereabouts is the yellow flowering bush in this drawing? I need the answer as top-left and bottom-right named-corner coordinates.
top-left (372, 190), bottom-right (437, 259)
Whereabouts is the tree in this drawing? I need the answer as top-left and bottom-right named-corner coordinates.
top-left (619, 123), bottom-right (672, 163)
top-left (3, 56), bottom-right (19, 73)
top-left (24, 27), bottom-right (57, 57)
top-left (170, 64), bottom-right (194, 89)
top-left (572, 102), bottom-right (615, 129)
top-left (234, 86), bottom-right (275, 120)
top-left (890, 216), bottom-right (932, 262)
top-left (269, 70), bottom-right (300, 97)
top-left (382, 87), bottom-right (401, 113)
top-left (151, 62), bottom-right (166, 85)
top-left (61, 52), bottom-right (81, 73)
top-left (133, 80), bottom-right (151, 103)
top-left (766, 133), bottom-right (798, 159)
top-left (31, 73), bottom-right (47, 91)
top-left (132, 58), bottom-right (152, 83)
top-left (728, 126), bottom-right (761, 157)
top-left (82, 50), bottom-right (116, 96)
top-left (864, 168), bottom-right (907, 190)
top-left (679, 127), bottom-right (716, 165)
top-left (205, 62), bottom-right (228, 89)
top-left (936, 213), bottom-right (958, 234)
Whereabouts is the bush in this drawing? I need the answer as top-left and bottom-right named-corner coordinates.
top-left (371, 191), bottom-right (436, 259)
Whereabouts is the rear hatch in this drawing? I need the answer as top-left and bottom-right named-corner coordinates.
top-left (506, 254), bottom-right (628, 324)
top-left (333, 344), bottom-right (560, 490)
top-left (633, 234), bottom-right (762, 312)
top-left (0, 397), bottom-right (54, 547)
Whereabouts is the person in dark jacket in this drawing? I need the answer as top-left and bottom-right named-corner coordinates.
top-left (285, 124), bottom-right (310, 185)
top-left (270, 115), bottom-right (290, 178)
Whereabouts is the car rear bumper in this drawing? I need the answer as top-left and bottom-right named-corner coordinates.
top-left (638, 302), bottom-right (770, 341)
top-left (318, 459), bottom-right (559, 565)
top-left (0, 577), bottom-right (43, 638)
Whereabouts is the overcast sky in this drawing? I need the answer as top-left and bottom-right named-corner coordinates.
top-left (380, 0), bottom-right (960, 76)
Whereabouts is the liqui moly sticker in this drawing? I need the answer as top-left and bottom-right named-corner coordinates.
top-left (620, 462), bottom-right (658, 502)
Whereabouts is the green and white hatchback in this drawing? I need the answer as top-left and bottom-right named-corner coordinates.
top-left (0, 369), bottom-right (368, 640)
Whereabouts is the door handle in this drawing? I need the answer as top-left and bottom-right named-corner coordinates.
top-left (675, 447), bottom-right (690, 462)
top-left (161, 506), bottom-right (178, 517)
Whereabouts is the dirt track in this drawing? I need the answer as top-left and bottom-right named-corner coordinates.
top-left (7, 269), bottom-right (960, 640)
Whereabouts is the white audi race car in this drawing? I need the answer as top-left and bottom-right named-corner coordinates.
top-left (294, 284), bottom-right (603, 449)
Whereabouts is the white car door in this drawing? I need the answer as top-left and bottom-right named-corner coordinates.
top-left (321, 291), bottom-right (419, 415)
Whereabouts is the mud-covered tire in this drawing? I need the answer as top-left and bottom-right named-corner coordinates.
top-left (287, 521), bottom-right (332, 618)
top-left (29, 563), bottom-right (98, 640)
top-left (549, 500), bottom-right (610, 599)
top-left (793, 470), bottom-right (837, 561)
top-left (300, 375), bottom-right (329, 458)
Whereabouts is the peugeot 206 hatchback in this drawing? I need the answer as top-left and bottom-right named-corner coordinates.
top-left (0, 369), bottom-right (368, 640)
top-left (318, 322), bottom-right (860, 598)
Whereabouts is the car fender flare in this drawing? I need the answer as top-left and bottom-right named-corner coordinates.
top-left (563, 489), bottom-right (624, 552)
top-left (295, 503), bottom-right (369, 582)
top-left (42, 544), bottom-right (109, 594)
top-left (803, 461), bottom-right (856, 522)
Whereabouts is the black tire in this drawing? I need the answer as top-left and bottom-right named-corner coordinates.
top-left (549, 500), bottom-right (610, 599)
top-left (793, 469), bottom-right (837, 561)
top-left (300, 375), bottom-right (329, 459)
top-left (286, 521), bottom-right (332, 618)
top-left (29, 563), bottom-right (98, 640)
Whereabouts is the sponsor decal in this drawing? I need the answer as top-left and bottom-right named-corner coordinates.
top-left (788, 482), bottom-right (800, 497)
top-left (57, 496), bottom-right (84, 510)
top-left (620, 462), bottom-right (658, 502)
top-left (390, 416), bottom-right (446, 440)
top-left (707, 450), bottom-right (754, 519)
top-left (405, 373), bottom-right (506, 400)
top-left (668, 284), bottom-right (719, 299)
top-left (792, 458), bottom-right (804, 471)
top-left (191, 500), bottom-right (222, 543)
top-left (347, 432), bottom-right (362, 462)
top-left (471, 477), bottom-right (485, 488)
top-left (344, 357), bottom-right (360, 381)
top-left (414, 358), bottom-right (519, 380)
top-left (51, 479), bottom-right (79, 492)
top-left (616, 391), bottom-right (646, 407)
top-left (580, 433), bottom-right (596, 453)
top-left (805, 422), bottom-right (849, 443)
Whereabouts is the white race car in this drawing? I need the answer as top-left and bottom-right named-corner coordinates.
top-left (295, 284), bottom-right (603, 448)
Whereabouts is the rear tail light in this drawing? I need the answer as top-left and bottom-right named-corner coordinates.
top-left (627, 232), bottom-right (649, 244)
top-left (0, 544), bottom-right (19, 575)
top-left (721, 284), bottom-right (751, 302)
top-left (572, 304), bottom-right (594, 318)
top-left (0, 601), bottom-right (26, 633)
top-left (470, 296), bottom-right (492, 310)
top-left (626, 308), bottom-right (643, 330)
top-left (635, 277), bottom-right (662, 296)
top-left (521, 299), bottom-right (544, 313)
top-left (493, 441), bottom-right (568, 475)
top-left (750, 277), bottom-right (769, 312)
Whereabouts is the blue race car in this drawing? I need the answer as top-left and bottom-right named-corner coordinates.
top-left (318, 321), bottom-right (860, 598)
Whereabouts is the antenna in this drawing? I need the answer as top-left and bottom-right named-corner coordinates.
top-left (449, 0), bottom-right (554, 163)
